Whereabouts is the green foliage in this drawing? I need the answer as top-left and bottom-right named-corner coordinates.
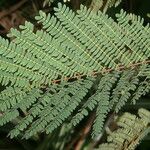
top-left (97, 108), bottom-right (150, 150)
top-left (0, 3), bottom-right (149, 142)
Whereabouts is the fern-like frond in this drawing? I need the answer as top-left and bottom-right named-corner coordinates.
top-left (7, 77), bottom-right (94, 139)
top-left (112, 70), bottom-right (139, 112)
top-left (69, 72), bottom-right (119, 131)
top-left (0, 87), bottom-right (26, 111)
top-left (131, 79), bottom-right (150, 104)
top-left (0, 88), bottom-right (41, 127)
top-left (116, 10), bottom-right (150, 58)
top-left (97, 108), bottom-right (150, 150)
top-left (0, 3), bottom-right (149, 140)
top-left (0, 3), bottom-right (149, 88)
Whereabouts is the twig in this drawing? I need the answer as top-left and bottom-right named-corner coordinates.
top-left (74, 113), bottom-right (95, 150)
top-left (52, 60), bottom-right (150, 84)
top-left (0, 0), bottom-right (28, 20)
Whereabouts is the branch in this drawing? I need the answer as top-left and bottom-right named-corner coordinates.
top-left (74, 113), bottom-right (95, 150)
top-left (52, 60), bottom-right (150, 84)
